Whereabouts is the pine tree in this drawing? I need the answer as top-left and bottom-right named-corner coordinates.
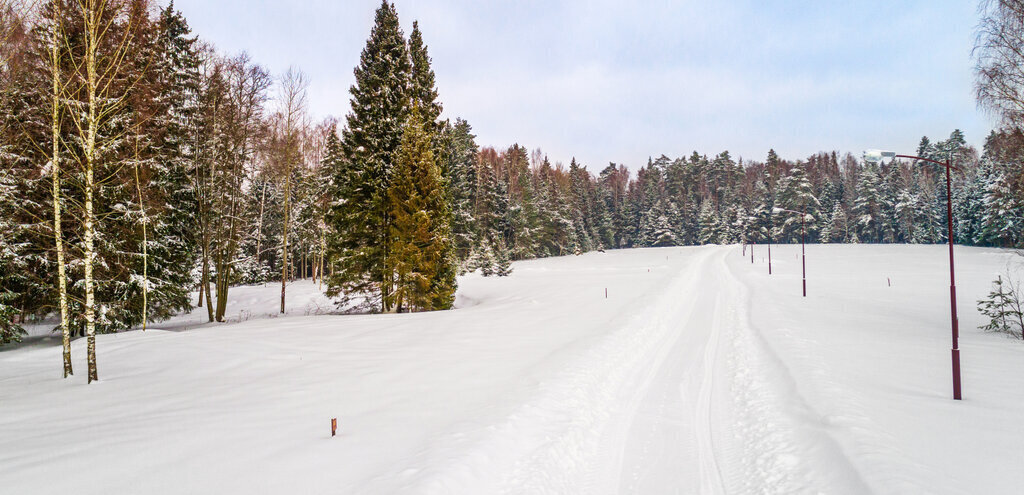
top-left (327, 0), bottom-right (411, 312)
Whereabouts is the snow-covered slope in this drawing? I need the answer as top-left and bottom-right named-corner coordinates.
top-left (1, 245), bottom-right (1021, 494)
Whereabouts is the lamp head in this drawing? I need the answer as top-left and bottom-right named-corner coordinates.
top-left (863, 149), bottom-right (896, 164)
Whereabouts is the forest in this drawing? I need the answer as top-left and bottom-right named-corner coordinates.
top-left (1, 0), bottom-right (1023, 380)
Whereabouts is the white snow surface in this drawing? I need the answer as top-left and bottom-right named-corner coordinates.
top-left (2, 245), bottom-right (1023, 494)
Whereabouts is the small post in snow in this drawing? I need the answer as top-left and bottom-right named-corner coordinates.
top-left (331, 418), bottom-right (338, 437)
top-left (605, 288), bottom-right (608, 299)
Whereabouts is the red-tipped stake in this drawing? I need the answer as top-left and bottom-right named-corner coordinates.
top-left (331, 418), bottom-right (337, 437)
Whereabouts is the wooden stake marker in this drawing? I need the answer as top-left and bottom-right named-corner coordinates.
top-left (331, 418), bottom-right (338, 437)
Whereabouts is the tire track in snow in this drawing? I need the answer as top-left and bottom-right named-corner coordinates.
top-left (725, 250), bottom-right (873, 494)
top-left (694, 285), bottom-right (726, 494)
top-left (612, 247), bottom-right (741, 495)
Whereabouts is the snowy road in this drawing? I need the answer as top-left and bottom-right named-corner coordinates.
top-left (3, 245), bottom-right (1024, 494)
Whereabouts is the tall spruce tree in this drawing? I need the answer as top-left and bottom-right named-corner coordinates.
top-left (439, 118), bottom-right (478, 264)
top-left (774, 163), bottom-right (820, 243)
top-left (327, 0), bottom-right (411, 312)
top-left (407, 20), bottom-right (456, 309)
top-left (408, 21), bottom-right (441, 137)
top-left (387, 107), bottom-right (454, 311)
top-left (145, 2), bottom-right (201, 324)
top-left (0, 155), bottom-right (24, 344)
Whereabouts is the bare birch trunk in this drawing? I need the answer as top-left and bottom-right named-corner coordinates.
top-left (133, 135), bottom-right (148, 331)
top-left (84, 0), bottom-right (98, 383)
top-left (281, 170), bottom-right (290, 313)
top-left (50, 9), bottom-right (72, 377)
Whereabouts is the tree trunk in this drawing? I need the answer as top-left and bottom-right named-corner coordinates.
top-left (281, 169), bottom-right (290, 314)
top-left (84, 1), bottom-right (99, 383)
top-left (200, 237), bottom-right (213, 321)
top-left (256, 178), bottom-right (266, 279)
top-left (133, 136), bottom-right (148, 331)
top-left (318, 225), bottom-right (326, 290)
top-left (50, 11), bottom-right (72, 377)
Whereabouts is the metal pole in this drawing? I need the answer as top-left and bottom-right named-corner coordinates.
top-left (946, 159), bottom-right (962, 400)
top-left (893, 153), bottom-right (964, 401)
top-left (801, 211), bottom-right (807, 297)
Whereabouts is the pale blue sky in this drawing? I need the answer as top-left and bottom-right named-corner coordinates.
top-left (170, 0), bottom-right (992, 170)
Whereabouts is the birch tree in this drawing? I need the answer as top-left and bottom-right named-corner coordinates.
top-left (68, 0), bottom-right (149, 382)
top-left (274, 67), bottom-right (308, 314)
top-left (44, 3), bottom-right (73, 376)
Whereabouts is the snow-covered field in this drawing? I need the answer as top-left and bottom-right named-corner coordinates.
top-left (2, 245), bottom-right (1022, 494)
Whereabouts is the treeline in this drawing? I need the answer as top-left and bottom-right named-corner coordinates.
top-left (2, 0), bottom-right (1024, 379)
top-left (0, 0), bottom-right (345, 379)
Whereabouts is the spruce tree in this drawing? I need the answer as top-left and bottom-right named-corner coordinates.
top-left (327, 0), bottom-right (411, 312)
top-left (0, 161), bottom-right (25, 344)
top-left (978, 273), bottom-right (1024, 339)
top-left (494, 237), bottom-right (513, 276)
top-left (439, 119), bottom-right (479, 262)
top-left (386, 107), bottom-right (455, 312)
top-left (407, 20), bottom-right (456, 309)
top-left (774, 163), bottom-right (820, 243)
top-left (144, 2), bottom-right (201, 323)
top-left (476, 238), bottom-right (496, 277)
top-left (698, 201), bottom-right (722, 245)
top-left (408, 21), bottom-right (442, 137)
top-left (853, 165), bottom-right (885, 243)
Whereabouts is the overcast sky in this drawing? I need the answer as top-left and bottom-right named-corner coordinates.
top-left (169, 0), bottom-right (992, 171)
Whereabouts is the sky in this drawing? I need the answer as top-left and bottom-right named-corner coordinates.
top-left (169, 0), bottom-right (993, 171)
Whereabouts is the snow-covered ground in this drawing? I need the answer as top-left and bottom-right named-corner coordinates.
top-left (1, 245), bottom-right (1022, 494)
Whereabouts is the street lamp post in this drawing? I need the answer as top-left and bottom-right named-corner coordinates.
top-left (864, 149), bottom-right (962, 400)
top-left (774, 207), bottom-right (810, 297)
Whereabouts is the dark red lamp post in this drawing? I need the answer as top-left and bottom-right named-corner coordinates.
top-left (864, 150), bottom-right (962, 400)
top-left (774, 207), bottom-right (810, 297)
